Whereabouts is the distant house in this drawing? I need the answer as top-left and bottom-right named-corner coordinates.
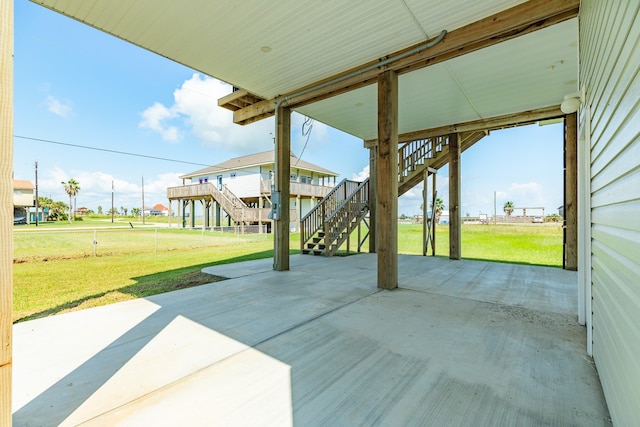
top-left (439, 210), bottom-right (450, 225)
top-left (13, 180), bottom-right (34, 224)
top-left (75, 207), bottom-right (89, 216)
top-left (167, 150), bottom-right (338, 231)
top-left (150, 203), bottom-right (170, 216)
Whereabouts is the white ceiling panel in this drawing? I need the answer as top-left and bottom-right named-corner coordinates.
top-left (296, 19), bottom-right (577, 140)
top-left (405, 0), bottom-right (528, 38)
top-left (446, 19), bottom-right (578, 118)
top-left (32, 0), bottom-right (537, 100)
top-left (31, 1), bottom-right (578, 141)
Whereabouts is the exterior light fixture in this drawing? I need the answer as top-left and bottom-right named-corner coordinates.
top-left (560, 87), bottom-right (585, 114)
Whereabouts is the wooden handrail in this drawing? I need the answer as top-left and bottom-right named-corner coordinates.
top-left (323, 179), bottom-right (369, 255)
top-left (167, 183), bottom-right (265, 224)
top-left (300, 178), bottom-right (362, 252)
top-left (398, 135), bottom-right (448, 182)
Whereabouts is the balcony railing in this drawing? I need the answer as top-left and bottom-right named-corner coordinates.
top-left (260, 179), bottom-right (334, 198)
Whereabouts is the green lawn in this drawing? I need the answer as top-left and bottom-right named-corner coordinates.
top-left (397, 223), bottom-right (563, 267)
top-left (13, 223), bottom-right (563, 323)
top-left (13, 238), bottom-right (277, 322)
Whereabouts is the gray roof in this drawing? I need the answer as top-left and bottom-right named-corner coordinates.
top-left (180, 150), bottom-right (338, 179)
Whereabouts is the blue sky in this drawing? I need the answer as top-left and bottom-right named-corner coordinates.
top-left (13, 1), bottom-right (564, 217)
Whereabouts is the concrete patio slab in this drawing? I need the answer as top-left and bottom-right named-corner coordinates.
top-left (13, 254), bottom-right (610, 426)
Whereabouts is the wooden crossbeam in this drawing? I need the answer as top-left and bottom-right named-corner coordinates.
top-left (232, 0), bottom-right (579, 125)
top-left (398, 106), bottom-right (563, 143)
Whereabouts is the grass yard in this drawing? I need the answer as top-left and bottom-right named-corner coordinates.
top-left (13, 237), bottom-right (277, 322)
top-left (13, 222), bottom-right (563, 323)
top-left (397, 223), bottom-right (563, 267)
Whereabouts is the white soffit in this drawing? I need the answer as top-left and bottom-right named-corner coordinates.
top-left (30, 0), bottom-right (528, 100)
top-left (296, 18), bottom-right (578, 140)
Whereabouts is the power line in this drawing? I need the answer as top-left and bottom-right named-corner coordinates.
top-left (14, 135), bottom-right (211, 167)
top-left (295, 116), bottom-right (314, 167)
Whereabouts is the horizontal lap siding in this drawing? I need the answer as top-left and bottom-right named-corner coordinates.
top-left (580, 1), bottom-right (640, 425)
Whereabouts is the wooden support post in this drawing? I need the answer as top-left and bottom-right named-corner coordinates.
top-left (422, 169), bottom-right (428, 256)
top-left (204, 200), bottom-right (210, 229)
top-left (449, 133), bottom-right (461, 260)
top-left (564, 113), bottom-right (578, 270)
top-left (168, 200), bottom-right (172, 228)
top-left (215, 202), bottom-right (221, 227)
top-left (367, 141), bottom-right (377, 253)
top-left (296, 194), bottom-right (301, 233)
top-left (0, 0), bottom-right (13, 422)
top-left (431, 171), bottom-right (437, 256)
top-left (377, 71), bottom-right (398, 289)
top-left (274, 106), bottom-right (291, 271)
top-left (258, 196), bottom-right (263, 234)
top-left (209, 201), bottom-right (214, 232)
top-left (190, 200), bottom-right (195, 228)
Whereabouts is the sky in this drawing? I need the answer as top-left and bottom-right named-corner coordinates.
top-left (13, 1), bottom-right (565, 218)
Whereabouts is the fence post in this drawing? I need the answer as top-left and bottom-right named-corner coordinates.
top-left (93, 230), bottom-right (97, 257)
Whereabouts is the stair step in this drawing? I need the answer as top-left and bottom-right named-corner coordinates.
top-left (302, 248), bottom-right (324, 256)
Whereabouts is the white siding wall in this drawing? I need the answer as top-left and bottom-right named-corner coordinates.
top-left (580, 2), bottom-right (640, 425)
top-left (190, 167), bottom-right (262, 198)
top-left (224, 167), bottom-right (261, 198)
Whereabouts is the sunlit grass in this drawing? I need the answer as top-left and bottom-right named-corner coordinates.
top-left (14, 223), bottom-right (563, 322)
top-left (397, 223), bottom-right (563, 267)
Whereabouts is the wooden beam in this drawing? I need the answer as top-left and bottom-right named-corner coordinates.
top-left (564, 113), bottom-right (578, 270)
top-left (0, 0), bottom-right (13, 423)
top-left (232, 0), bottom-right (578, 125)
top-left (398, 106), bottom-right (563, 143)
top-left (377, 71), bottom-right (398, 289)
top-left (449, 133), bottom-right (461, 260)
top-left (218, 88), bottom-right (266, 112)
top-left (273, 106), bottom-right (291, 271)
top-left (368, 144), bottom-right (377, 253)
top-left (392, 0), bottom-right (579, 76)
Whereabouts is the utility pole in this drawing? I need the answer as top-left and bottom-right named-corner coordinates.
top-left (141, 175), bottom-right (145, 225)
top-left (494, 190), bottom-right (497, 224)
top-left (111, 180), bottom-right (114, 223)
top-left (34, 161), bottom-right (39, 226)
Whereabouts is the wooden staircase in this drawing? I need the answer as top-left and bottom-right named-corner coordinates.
top-left (398, 131), bottom-right (487, 195)
top-left (300, 130), bottom-right (487, 256)
top-left (167, 183), bottom-right (270, 225)
top-left (301, 178), bottom-right (368, 256)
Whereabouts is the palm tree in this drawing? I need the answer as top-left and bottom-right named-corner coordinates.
top-left (97, 205), bottom-right (103, 215)
top-left (503, 201), bottom-right (514, 217)
top-left (61, 178), bottom-right (80, 222)
top-left (435, 198), bottom-right (445, 223)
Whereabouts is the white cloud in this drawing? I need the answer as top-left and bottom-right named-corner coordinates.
top-left (45, 95), bottom-right (73, 118)
top-left (140, 74), bottom-right (274, 150)
top-left (39, 167), bottom-right (184, 211)
top-left (505, 182), bottom-right (544, 206)
top-left (139, 102), bottom-right (181, 142)
top-left (351, 165), bottom-right (369, 181)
